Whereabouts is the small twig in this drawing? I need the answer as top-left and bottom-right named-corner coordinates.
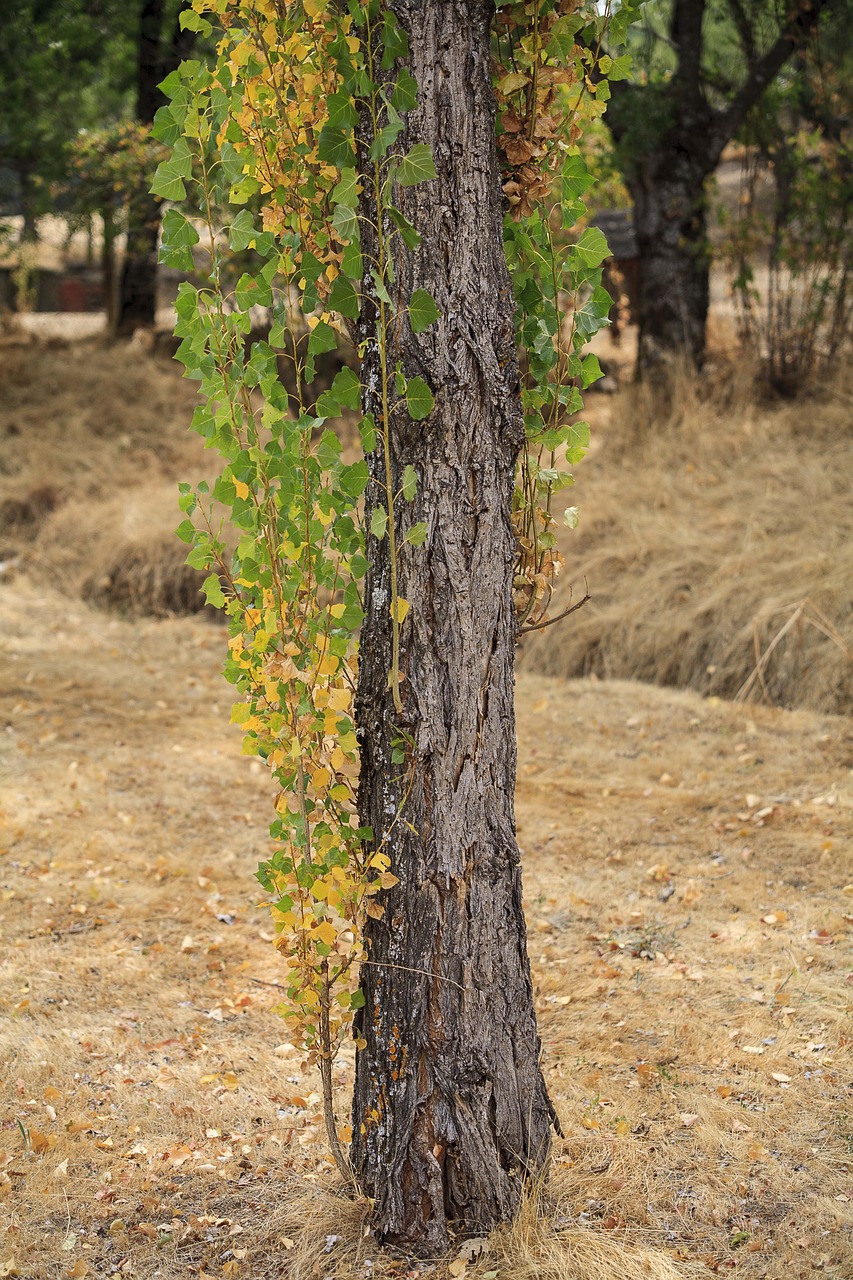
top-left (250, 958), bottom-right (468, 995)
top-left (360, 958), bottom-right (467, 991)
top-left (518, 583), bottom-right (591, 636)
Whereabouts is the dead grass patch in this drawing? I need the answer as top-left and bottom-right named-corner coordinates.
top-left (519, 362), bottom-right (853, 714)
top-left (1, 583), bottom-right (850, 1279)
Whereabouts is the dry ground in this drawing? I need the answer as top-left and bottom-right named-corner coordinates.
top-left (1, 579), bottom-right (850, 1280)
top-left (0, 336), bottom-right (851, 1278)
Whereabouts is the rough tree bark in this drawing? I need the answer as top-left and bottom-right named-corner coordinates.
top-left (352, 0), bottom-right (557, 1256)
top-left (606, 0), bottom-right (834, 375)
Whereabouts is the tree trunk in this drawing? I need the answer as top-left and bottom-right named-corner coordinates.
top-left (115, 0), bottom-right (167, 335)
top-left (630, 153), bottom-right (713, 375)
top-left (352, 0), bottom-right (556, 1255)
top-left (115, 192), bottom-right (161, 336)
top-left (18, 165), bottom-right (39, 243)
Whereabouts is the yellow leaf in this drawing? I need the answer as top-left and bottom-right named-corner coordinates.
top-left (222, 1072), bottom-right (239, 1091)
top-left (369, 852), bottom-right (391, 871)
top-left (328, 686), bottom-right (351, 711)
top-left (233, 479), bottom-right (249, 499)
top-left (328, 603), bottom-right (346, 619)
top-left (317, 654), bottom-right (340, 677)
top-left (390, 597), bottom-right (410, 624)
top-left (314, 920), bottom-right (337, 946)
top-left (498, 71), bottom-right (530, 94)
top-left (311, 767), bottom-right (331, 792)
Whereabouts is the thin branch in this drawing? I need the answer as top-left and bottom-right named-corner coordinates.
top-left (250, 960), bottom-right (468, 994)
top-left (518, 582), bottom-right (591, 636)
top-left (725, 0), bottom-right (756, 64)
top-left (715, 0), bottom-right (831, 149)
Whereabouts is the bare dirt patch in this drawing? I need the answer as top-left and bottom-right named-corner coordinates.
top-left (1, 580), bottom-right (850, 1280)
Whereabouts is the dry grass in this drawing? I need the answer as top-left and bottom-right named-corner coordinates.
top-left (1, 579), bottom-right (850, 1280)
top-left (519, 359), bottom-right (853, 715)
top-left (0, 335), bottom-right (851, 1278)
top-left (0, 334), bottom-right (211, 613)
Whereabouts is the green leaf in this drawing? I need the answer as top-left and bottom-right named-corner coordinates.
top-left (326, 91), bottom-right (358, 130)
top-left (405, 521), bottom-right (427, 546)
top-left (202, 572), bottom-right (226, 608)
top-left (235, 272), bottom-right (272, 311)
top-left (390, 69), bottom-right (418, 113)
top-left (561, 154), bottom-right (595, 202)
top-left (316, 366), bottom-right (361, 417)
top-left (317, 125), bottom-right (354, 169)
top-left (331, 202), bottom-right (359, 243)
top-left (581, 353), bottom-right (603, 388)
top-left (359, 413), bottom-right (377, 452)
top-left (307, 320), bottom-right (338, 357)
top-left (150, 163), bottom-right (186, 203)
top-left (401, 465), bottom-right (417, 501)
top-left (331, 168), bottom-right (359, 208)
top-left (328, 273), bottom-right (359, 318)
top-left (571, 227), bottom-right (610, 270)
top-left (381, 10), bottom-right (409, 65)
top-left (160, 209), bottom-right (199, 270)
top-left (409, 289), bottom-right (439, 334)
top-left (370, 104), bottom-right (404, 159)
top-left (370, 507), bottom-right (388, 540)
top-left (388, 205), bottom-right (421, 249)
top-left (396, 144), bottom-right (437, 187)
top-left (331, 365), bottom-right (361, 411)
top-left (150, 137), bottom-right (192, 201)
top-left (151, 104), bottom-right (181, 146)
top-left (564, 420), bottom-right (591, 464)
top-left (180, 10), bottom-right (212, 35)
top-left (573, 284), bottom-right (612, 342)
top-left (405, 377), bottom-right (434, 420)
top-left (370, 270), bottom-right (392, 306)
top-left (608, 53), bottom-right (632, 81)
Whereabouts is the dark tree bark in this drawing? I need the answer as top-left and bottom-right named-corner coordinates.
top-left (115, 0), bottom-right (195, 336)
top-left (352, 0), bottom-right (556, 1256)
top-left (606, 0), bottom-right (834, 375)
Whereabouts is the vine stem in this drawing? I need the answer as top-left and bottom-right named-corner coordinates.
top-left (366, 14), bottom-right (403, 715)
top-left (319, 959), bottom-right (351, 1184)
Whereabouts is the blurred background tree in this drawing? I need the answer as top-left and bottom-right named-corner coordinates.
top-left (602, 0), bottom-right (845, 376)
top-left (0, 0), bottom-right (128, 242)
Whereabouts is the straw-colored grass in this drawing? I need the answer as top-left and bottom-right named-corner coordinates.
top-left (519, 361), bottom-right (853, 714)
top-left (0, 578), bottom-right (849, 1280)
top-left (0, 334), bottom-right (850, 1278)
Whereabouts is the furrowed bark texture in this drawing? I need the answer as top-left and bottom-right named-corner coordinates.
top-left (353, 0), bottom-right (556, 1255)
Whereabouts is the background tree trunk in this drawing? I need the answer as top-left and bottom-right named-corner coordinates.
top-left (115, 0), bottom-right (194, 336)
top-left (352, 0), bottom-right (556, 1256)
top-left (604, 0), bottom-right (833, 376)
top-left (630, 154), bottom-right (713, 374)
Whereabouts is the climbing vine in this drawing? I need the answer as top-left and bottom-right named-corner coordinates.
top-left (158, 0), bottom-right (639, 1173)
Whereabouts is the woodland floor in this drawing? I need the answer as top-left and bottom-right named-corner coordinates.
top-left (0, 336), bottom-right (851, 1280)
